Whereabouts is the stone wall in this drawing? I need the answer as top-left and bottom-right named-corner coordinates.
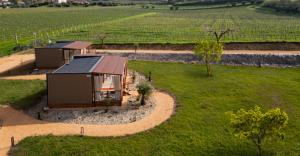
top-left (97, 52), bottom-right (300, 66)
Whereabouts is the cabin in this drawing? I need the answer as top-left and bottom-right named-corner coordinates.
top-left (46, 55), bottom-right (128, 108)
top-left (35, 41), bottom-right (92, 69)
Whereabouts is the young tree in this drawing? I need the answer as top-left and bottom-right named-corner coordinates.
top-left (205, 27), bottom-right (234, 43)
top-left (227, 106), bottom-right (288, 156)
top-left (136, 82), bottom-right (152, 106)
top-left (96, 33), bottom-right (107, 47)
top-left (194, 40), bottom-right (223, 77)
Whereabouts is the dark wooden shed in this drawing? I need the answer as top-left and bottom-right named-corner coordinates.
top-left (35, 41), bottom-right (92, 69)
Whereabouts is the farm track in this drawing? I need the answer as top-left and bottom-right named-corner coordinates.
top-left (97, 49), bottom-right (300, 55)
top-left (0, 91), bottom-right (175, 156)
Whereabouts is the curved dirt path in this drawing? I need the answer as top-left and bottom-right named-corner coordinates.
top-left (0, 74), bottom-right (46, 80)
top-left (0, 53), bottom-right (35, 74)
top-left (0, 91), bottom-right (175, 156)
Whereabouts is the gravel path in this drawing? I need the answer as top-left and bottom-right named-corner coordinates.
top-left (0, 91), bottom-right (175, 156)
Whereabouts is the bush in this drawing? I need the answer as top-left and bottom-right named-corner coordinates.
top-left (136, 82), bottom-right (152, 106)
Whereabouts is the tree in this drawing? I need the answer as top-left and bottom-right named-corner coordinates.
top-left (96, 33), bottom-right (107, 47)
top-left (205, 27), bottom-right (234, 43)
top-left (136, 82), bottom-right (152, 106)
top-left (194, 40), bottom-right (223, 77)
top-left (227, 106), bottom-right (288, 156)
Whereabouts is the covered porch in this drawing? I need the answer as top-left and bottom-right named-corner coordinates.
top-left (92, 55), bottom-right (128, 106)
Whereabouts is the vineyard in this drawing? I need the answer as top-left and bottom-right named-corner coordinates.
top-left (1, 6), bottom-right (300, 56)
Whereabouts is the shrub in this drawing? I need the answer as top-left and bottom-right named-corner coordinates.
top-left (136, 82), bottom-right (152, 106)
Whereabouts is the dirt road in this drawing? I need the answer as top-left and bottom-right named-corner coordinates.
top-left (96, 49), bottom-right (300, 55)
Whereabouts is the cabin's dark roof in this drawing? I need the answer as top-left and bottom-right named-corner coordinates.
top-left (44, 41), bottom-right (92, 49)
top-left (54, 56), bottom-right (101, 73)
top-left (46, 42), bottom-right (72, 48)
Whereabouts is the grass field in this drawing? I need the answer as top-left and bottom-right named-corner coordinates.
top-left (0, 80), bottom-right (45, 109)
top-left (10, 61), bottom-right (300, 156)
top-left (1, 6), bottom-right (300, 56)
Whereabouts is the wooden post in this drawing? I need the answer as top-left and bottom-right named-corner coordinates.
top-left (11, 136), bottom-right (15, 147)
top-left (148, 71), bottom-right (151, 82)
top-left (37, 112), bottom-right (41, 120)
top-left (80, 127), bottom-right (84, 136)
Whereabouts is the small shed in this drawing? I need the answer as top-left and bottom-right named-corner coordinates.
top-left (35, 41), bottom-right (92, 69)
top-left (47, 55), bottom-right (128, 108)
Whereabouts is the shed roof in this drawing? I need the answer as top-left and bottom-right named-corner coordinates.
top-left (45, 42), bottom-right (72, 48)
top-left (44, 41), bottom-right (91, 49)
top-left (54, 56), bottom-right (101, 73)
top-left (92, 56), bottom-right (127, 75)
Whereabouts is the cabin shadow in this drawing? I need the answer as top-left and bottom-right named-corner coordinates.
top-left (0, 89), bottom-right (48, 127)
top-left (0, 61), bottom-right (35, 77)
top-left (10, 89), bottom-right (46, 110)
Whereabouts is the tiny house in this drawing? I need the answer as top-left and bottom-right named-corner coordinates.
top-left (47, 55), bottom-right (128, 108)
top-left (35, 41), bottom-right (92, 69)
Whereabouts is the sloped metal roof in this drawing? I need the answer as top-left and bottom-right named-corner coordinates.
top-left (54, 56), bottom-right (101, 73)
top-left (92, 56), bottom-right (127, 75)
top-left (63, 41), bottom-right (92, 49)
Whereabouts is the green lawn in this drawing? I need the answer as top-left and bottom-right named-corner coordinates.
top-left (1, 6), bottom-right (300, 56)
top-left (11, 62), bottom-right (300, 156)
top-left (0, 80), bottom-right (45, 109)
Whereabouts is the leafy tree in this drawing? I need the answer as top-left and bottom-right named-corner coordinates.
top-left (227, 106), bottom-right (288, 156)
top-left (136, 82), bottom-right (152, 106)
top-left (194, 40), bottom-right (223, 77)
